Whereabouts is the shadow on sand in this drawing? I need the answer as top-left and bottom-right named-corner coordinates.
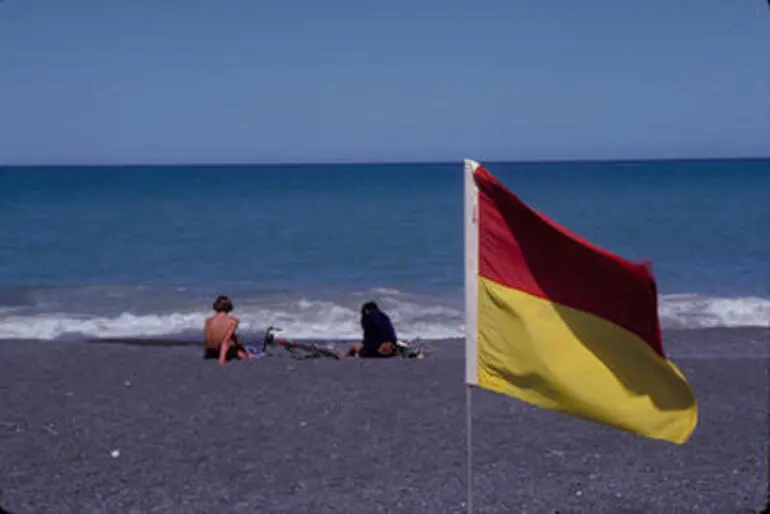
top-left (86, 338), bottom-right (200, 348)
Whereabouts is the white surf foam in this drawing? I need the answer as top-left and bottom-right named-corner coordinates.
top-left (0, 293), bottom-right (767, 341)
top-left (0, 297), bottom-right (462, 341)
top-left (658, 294), bottom-right (770, 329)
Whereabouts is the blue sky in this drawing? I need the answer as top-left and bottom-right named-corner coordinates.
top-left (1, 1), bottom-right (768, 165)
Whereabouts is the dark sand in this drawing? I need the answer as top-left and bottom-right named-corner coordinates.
top-left (1, 328), bottom-right (768, 513)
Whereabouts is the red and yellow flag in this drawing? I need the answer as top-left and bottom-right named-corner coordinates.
top-left (463, 159), bottom-right (697, 444)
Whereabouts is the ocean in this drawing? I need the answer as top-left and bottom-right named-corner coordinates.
top-left (0, 159), bottom-right (768, 342)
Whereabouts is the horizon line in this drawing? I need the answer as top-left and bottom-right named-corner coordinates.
top-left (1, 154), bottom-right (769, 168)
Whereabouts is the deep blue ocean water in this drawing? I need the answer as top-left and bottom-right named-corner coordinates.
top-left (0, 159), bottom-right (768, 340)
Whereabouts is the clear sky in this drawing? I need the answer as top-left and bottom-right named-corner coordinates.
top-left (1, 1), bottom-right (768, 165)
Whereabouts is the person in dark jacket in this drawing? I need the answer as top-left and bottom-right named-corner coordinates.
top-left (344, 301), bottom-right (398, 358)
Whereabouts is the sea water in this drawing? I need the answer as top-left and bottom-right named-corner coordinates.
top-left (0, 159), bottom-right (768, 341)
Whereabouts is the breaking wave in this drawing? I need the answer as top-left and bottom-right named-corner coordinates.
top-left (0, 290), bottom-right (768, 341)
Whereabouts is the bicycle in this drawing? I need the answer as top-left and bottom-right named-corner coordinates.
top-left (256, 326), bottom-right (426, 360)
top-left (257, 326), bottom-right (343, 360)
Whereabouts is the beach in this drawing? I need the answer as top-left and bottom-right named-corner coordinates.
top-left (2, 0), bottom-right (769, 509)
top-left (1, 327), bottom-right (767, 513)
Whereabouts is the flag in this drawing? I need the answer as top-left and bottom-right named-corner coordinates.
top-left (463, 159), bottom-right (698, 444)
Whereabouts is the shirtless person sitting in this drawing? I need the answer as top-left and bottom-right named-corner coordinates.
top-left (203, 295), bottom-right (250, 365)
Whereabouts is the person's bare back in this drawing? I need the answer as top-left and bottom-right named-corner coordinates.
top-left (203, 295), bottom-right (250, 365)
top-left (204, 313), bottom-right (239, 349)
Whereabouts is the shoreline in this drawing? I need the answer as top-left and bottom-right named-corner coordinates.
top-left (3, 325), bottom-right (768, 358)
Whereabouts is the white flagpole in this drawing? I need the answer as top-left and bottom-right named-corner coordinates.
top-left (466, 385), bottom-right (473, 514)
top-left (463, 159), bottom-right (480, 514)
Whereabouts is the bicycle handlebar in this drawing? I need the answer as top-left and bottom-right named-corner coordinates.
top-left (261, 325), bottom-right (284, 351)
